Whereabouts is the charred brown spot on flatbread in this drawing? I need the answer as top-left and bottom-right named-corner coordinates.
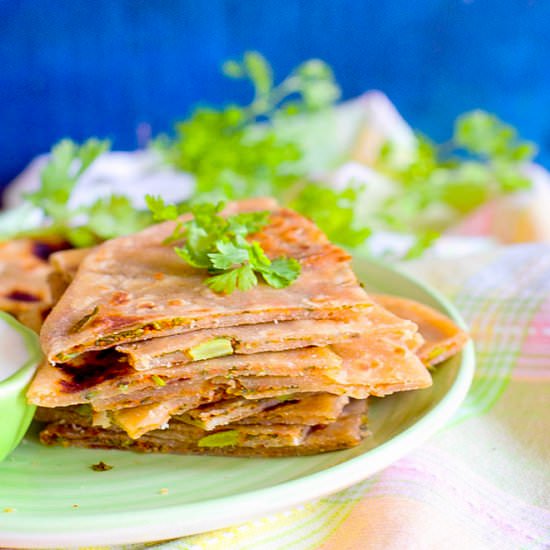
top-left (32, 240), bottom-right (71, 261)
top-left (6, 290), bottom-right (41, 302)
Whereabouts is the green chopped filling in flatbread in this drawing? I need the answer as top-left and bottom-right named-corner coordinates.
top-left (198, 430), bottom-right (240, 448)
top-left (188, 338), bottom-right (234, 361)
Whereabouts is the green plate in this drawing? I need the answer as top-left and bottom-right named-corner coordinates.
top-left (0, 258), bottom-right (475, 548)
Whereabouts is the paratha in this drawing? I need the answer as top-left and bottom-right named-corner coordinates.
top-left (40, 200), bottom-right (376, 362)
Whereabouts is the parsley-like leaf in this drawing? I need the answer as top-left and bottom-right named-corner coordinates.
top-left (86, 195), bottom-right (152, 241)
top-left (247, 241), bottom-right (271, 267)
top-left (145, 195), bottom-right (181, 222)
top-left (149, 200), bottom-right (301, 294)
top-left (208, 240), bottom-right (249, 270)
top-left (154, 52), bottom-right (370, 250)
top-left (372, 110), bottom-right (536, 257)
top-left (454, 110), bottom-right (536, 161)
top-left (259, 257), bottom-right (301, 288)
top-left (206, 265), bottom-right (258, 294)
top-left (26, 139), bottom-right (110, 222)
top-left (157, 54), bottom-right (536, 259)
top-left (289, 183), bottom-right (371, 247)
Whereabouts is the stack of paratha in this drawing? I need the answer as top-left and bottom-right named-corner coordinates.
top-left (28, 198), bottom-right (467, 456)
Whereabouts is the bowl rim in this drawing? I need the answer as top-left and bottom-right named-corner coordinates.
top-left (0, 312), bottom-right (43, 394)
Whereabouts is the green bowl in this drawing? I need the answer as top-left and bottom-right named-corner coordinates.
top-left (0, 312), bottom-right (43, 462)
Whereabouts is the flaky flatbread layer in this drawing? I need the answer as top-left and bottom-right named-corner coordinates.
top-left (38, 400), bottom-right (367, 456)
top-left (28, 330), bottom-right (429, 415)
top-left (49, 247), bottom-right (92, 283)
top-left (27, 345), bottom-right (343, 408)
top-left (48, 247), bottom-right (92, 302)
top-left (117, 318), bottom-right (364, 370)
top-left (35, 393), bottom-right (353, 439)
top-left (116, 305), bottom-right (417, 370)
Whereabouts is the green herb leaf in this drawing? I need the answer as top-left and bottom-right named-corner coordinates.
top-left (243, 51), bottom-right (273, 97)
top-left (289, 183), bottom-right (371, 247)
top-left (454, 110), bottom-right (536, 161)
top-left (222, 59), bottom-right (245, 79)
top-left (247, 240), bottom-right (271, 268)
top-left (206, 264), bottom-right (258, 294)
top-left (86, 195), bottom-right (152, 240)
top-left (27, 139), bottom-right (110, 221)
top-left (259, 257), bottom-right (301, 288)
top-left (145, 195), bottom-right (180, 222)
top-left (155, 52), bottom-right (357, 248)
top-left (294, 59), bottom-right (341, 110)
top-left (208, 240), bottom-right (250, 270)
top-left (0, 138), bottom-right (156, 247)
top-left (403, 230), bottom-right (440, 260)
top-left (227, 211), bottom-right (271, 235)
top-left (371, 109), bottom-right (536, 256)
top-left (150, 200), bottom-right (301, 294)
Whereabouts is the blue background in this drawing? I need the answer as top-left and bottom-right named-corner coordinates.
top-left (2, 0), bottom-right (549, 189)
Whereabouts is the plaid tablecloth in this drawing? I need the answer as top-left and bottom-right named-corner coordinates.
top-left (91, 242), bottom-right (549, 550)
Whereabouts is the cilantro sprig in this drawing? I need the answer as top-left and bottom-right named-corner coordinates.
top-left (0, 139), bottom-right (152, 247)
top-left (145, 196), bottom-right (301, 294)
top-left (373, 110), bottom-right (536, 240)
top-left (155, 52), bottom-right (370, 249)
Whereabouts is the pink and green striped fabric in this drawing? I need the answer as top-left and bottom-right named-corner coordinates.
top-left (71, 243), bottom-right (549, 550)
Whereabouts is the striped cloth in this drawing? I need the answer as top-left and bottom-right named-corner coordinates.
top-left (97, 243), bottom-right (549, 550)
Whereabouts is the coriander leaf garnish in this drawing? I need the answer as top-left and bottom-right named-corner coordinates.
top-left (454, 110), bottom-right (536, 161)
top-left (258, 257), bottom-right (301, 289)
top-left (208, 240), bottom-right (249, 270)
top-left (146, 197), bottom-right (301, 294)
top-left (155, 53), bottom-right (537, 259)
top-left (145, 195), bottom-right (181, 222)
top-left (85, 195), bottom-right (153, 242)
top-left (27, 139), bottom-right (109, 221)
top-left (206, 265), bottom-right (258, 294)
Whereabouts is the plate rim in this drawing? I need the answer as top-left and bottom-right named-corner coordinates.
top-left (1, 258), bottom-right (475, 548)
